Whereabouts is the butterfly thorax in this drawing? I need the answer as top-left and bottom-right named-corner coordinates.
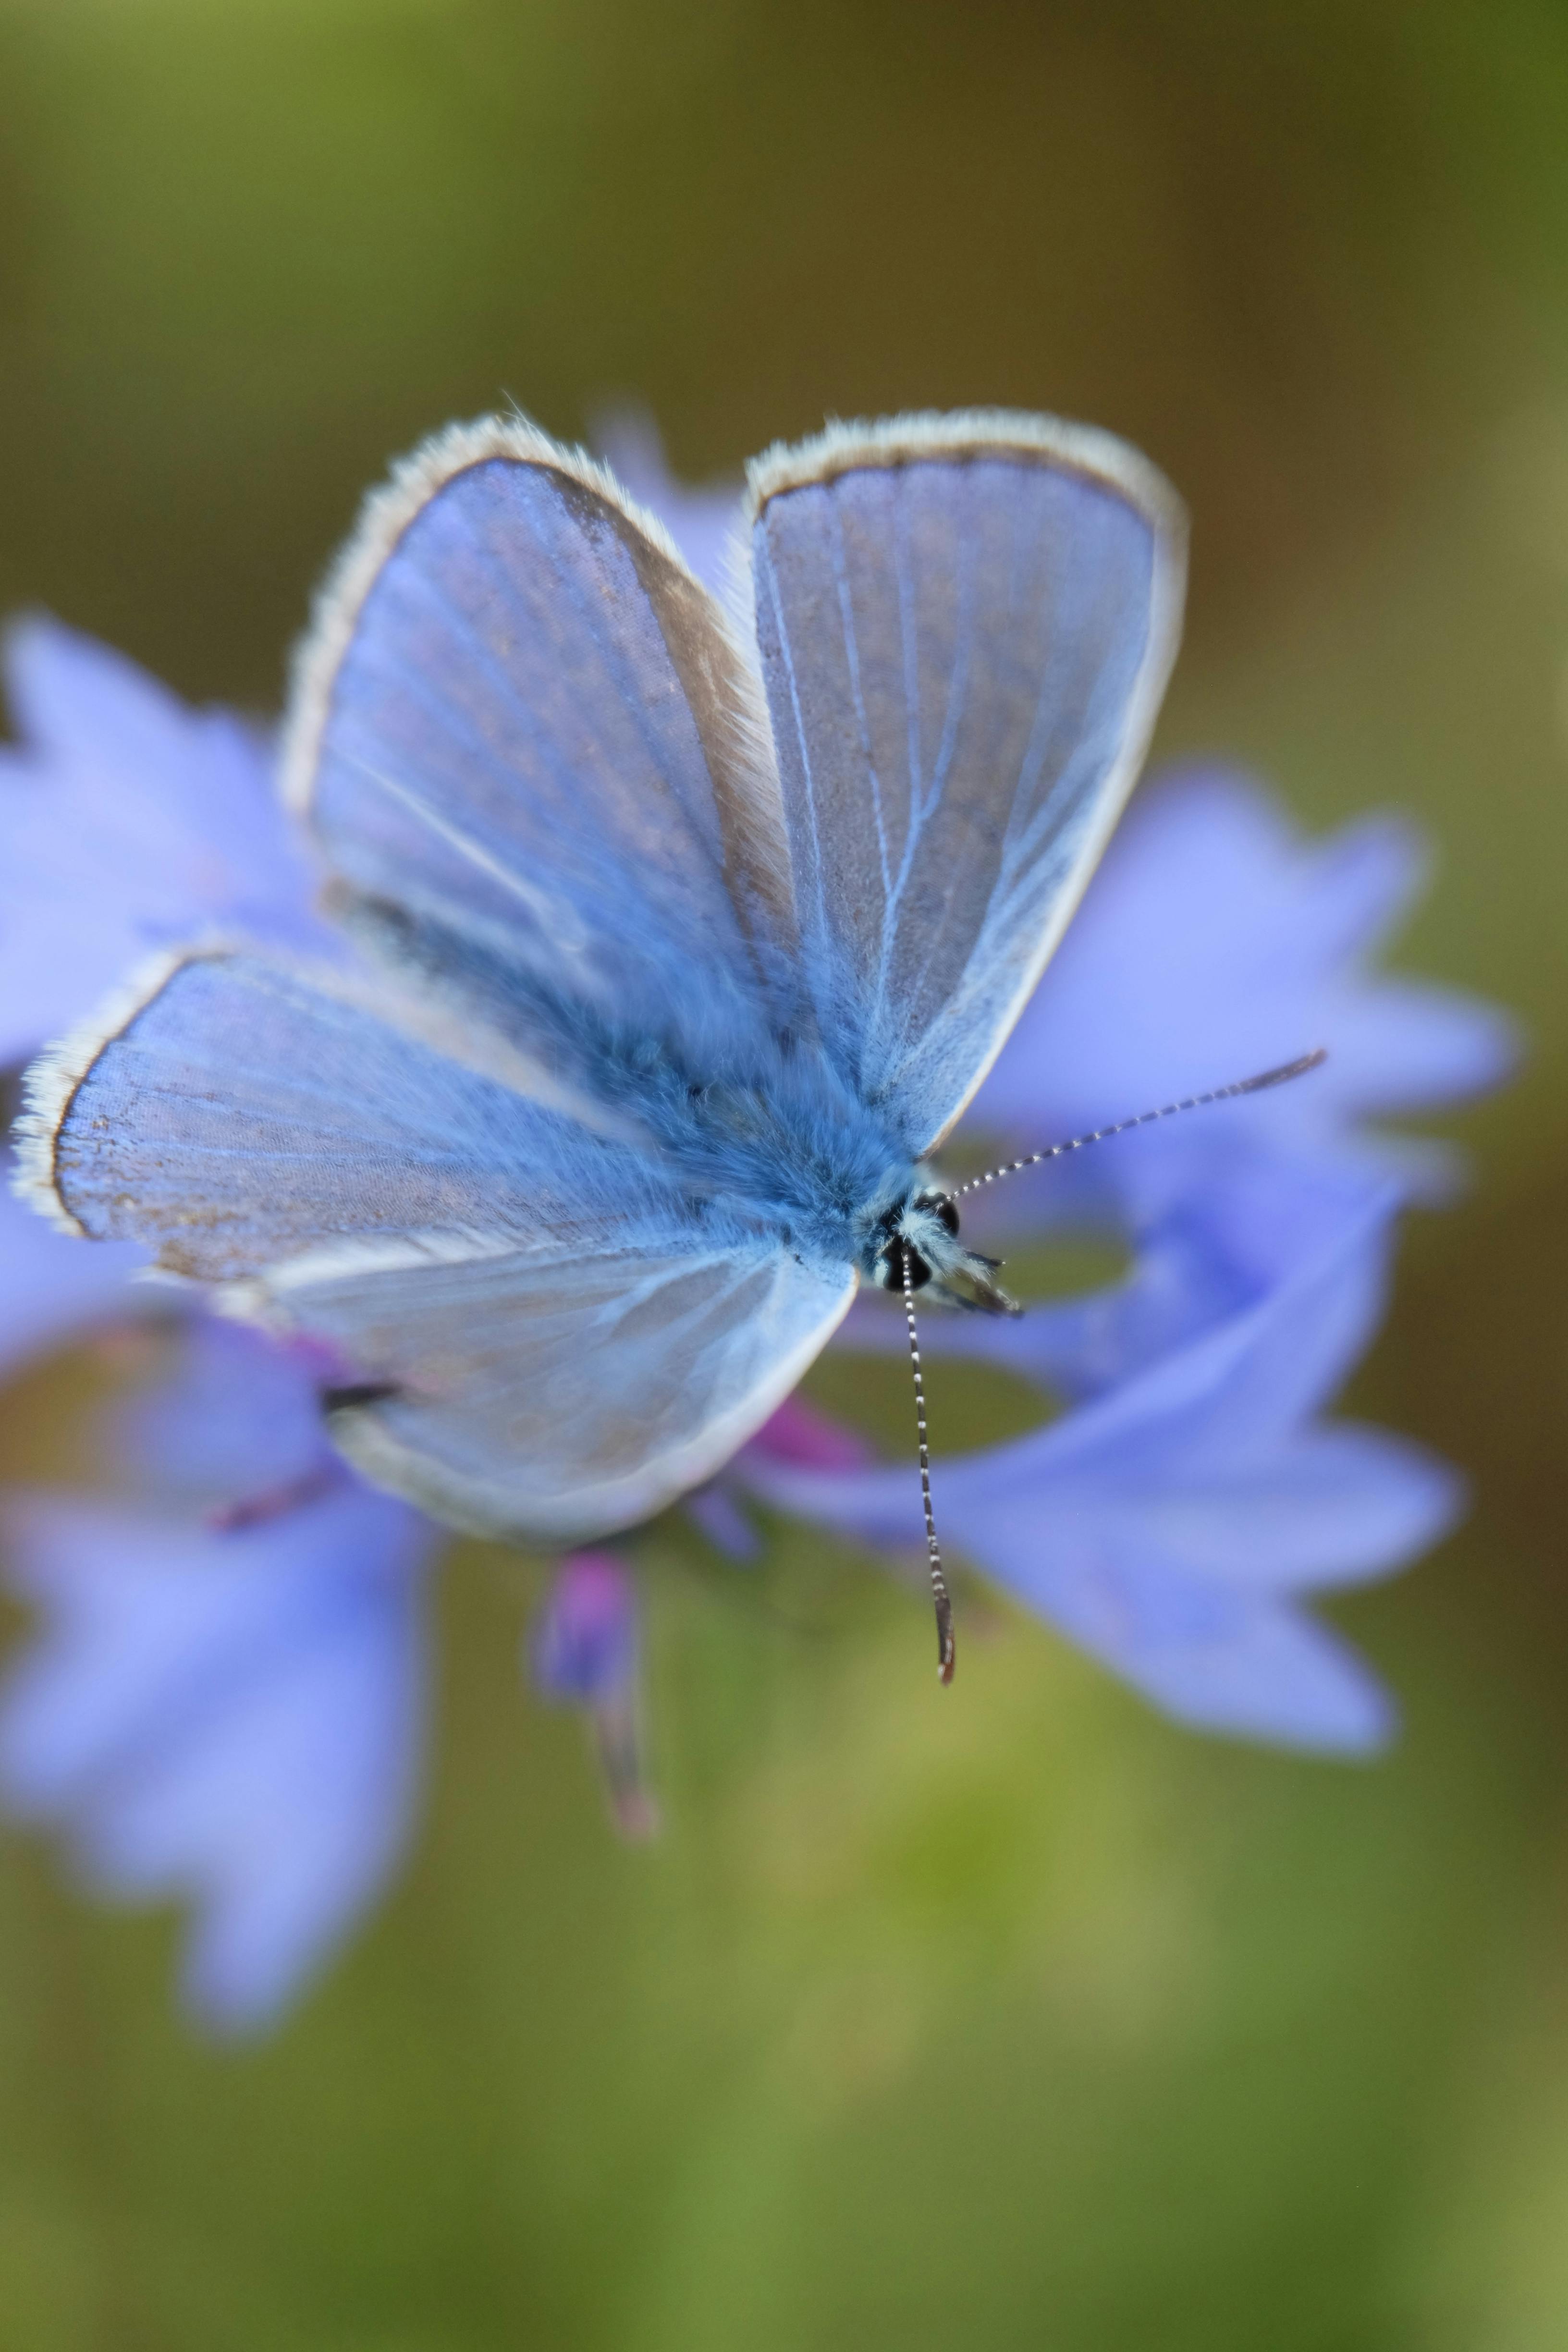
top-left (350, 890), bottom-right (1020, 1310)
top-left (639, 1053), bottom-right (1018, 1313)
top-left (538, 1006), bottom-right (1006, 1308)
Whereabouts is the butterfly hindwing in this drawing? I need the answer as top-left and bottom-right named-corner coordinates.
top-left (274, 1230), bottom-right (852, 1541)
top-left (746, 411), bottom-right (1187, 1154)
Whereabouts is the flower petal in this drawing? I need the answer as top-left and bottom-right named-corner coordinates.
top-left (0, 1166), bottom-right (147, 1382)
top-left (111, 1314), bottom-right (337, 1501)
top-left (0, 618), bottom-right (333, 1065)
top-left (970, 768), bottom-right (1518, 1216)
top-left (0, 1482), bottom-right (437, 2030)
top-left (746, 1191), bottom-right (1451, 1748)
top-left (1040, 1564), bottom-right (1397, 1755)
top-left (531, 1553), bottom-right (639, 1706)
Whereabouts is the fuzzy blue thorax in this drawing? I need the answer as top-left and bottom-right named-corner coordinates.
top-left (596, 1025), bottom-right (1016, 1309)
top-left (536, 979), bottom-right (1017, 1308)
top-left (347, 888), bottom-right (1015, 1304)
top-left (595, 1051), bottom-right (1019, 1312)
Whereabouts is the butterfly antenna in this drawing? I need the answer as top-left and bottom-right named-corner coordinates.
top-left (902, 1243), bottom-right (956, 1686)
top-left (952, 1050), bottom-right (1327, 1200)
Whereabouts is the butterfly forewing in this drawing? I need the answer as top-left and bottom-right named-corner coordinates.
top-left (35, 951), bottom-right (697, 1278)
top-left (747, 412), bottom-right (1186, 1155)
top-left (289, 417), bottom-right (802, 1066)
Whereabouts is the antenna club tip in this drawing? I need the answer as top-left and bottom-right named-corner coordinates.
top-left (1241, 1046), bottom-right (1330, 1094)
top-left (934, 1595), bottom-right (956, 1683)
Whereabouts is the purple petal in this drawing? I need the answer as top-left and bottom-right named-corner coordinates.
top-left (969, 768), bottom-right (1518, 1215)
top-left (0, 618), bottom-right (334, 1065)
top-left (684, 1482), bottom-right (764, 1561)
top-left (1116, 1425), bottom-right (1459, 1590)
top-left (747, 1391), bottom-right (876, 1470)
top-left (746, 1193), bottom-right (1453, 1749)
top-left (1045, 1568), bottom-right (1397, 1755)
top-left (0, 1482), bottom-right (438, 2030)
top-left (0, 1166), bottom-right (148, 1380)
top-left (839, 1159), bottom-right (1392, 1405)
top-left (531, 1553), bottom-right (638, 1706)
top-left (847, 1168), bottom-right (1398, 1438)
top-left (1314, 978), bottom-right (1519, 1115)
top-left (112, 1314), bottom-right (336, 1501)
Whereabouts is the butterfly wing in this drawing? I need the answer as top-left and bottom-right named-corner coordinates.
top-left (745, 410), bottom-right (1187, 1153)
top-left (18, 951), bottom-right (854, 1538)
top-left (286, 414), bottom-right (801, 1070)
top-left (267, 1233), bottom-right (850, 1541)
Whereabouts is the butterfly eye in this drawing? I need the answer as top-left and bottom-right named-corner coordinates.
top-left (918, 1191), bottom-right (960, 1237)
top-left (878, 1244), bottom-right (931, 1290)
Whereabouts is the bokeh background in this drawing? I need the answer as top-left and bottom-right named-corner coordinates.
top-left (2, 2), bottom-right (1568, 2345)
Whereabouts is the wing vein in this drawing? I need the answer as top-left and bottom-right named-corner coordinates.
top-left (339, 749), bottom-right (598, 952)
top-left (826, 495), bottom-right (893, 907)
top-left (755, 525), bottom-right (831, 955)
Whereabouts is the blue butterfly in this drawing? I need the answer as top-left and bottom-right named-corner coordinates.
top-left (17, 408), bottom-right (1206, 1679)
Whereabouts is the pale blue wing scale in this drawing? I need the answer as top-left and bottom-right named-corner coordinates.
top-left (290, 420), bottom-right (800, 1070)
top-left (269, 1233), bottom-right (853, 1541)
top-left (747, 417), bottom-right (1186, 1153)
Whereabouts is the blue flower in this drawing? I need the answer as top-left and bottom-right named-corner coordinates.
top-left (0, 628), bottom-right (447, 2027)
top-left (0, 617), bottom-right (333, 1068)
top-left (0, 433), bottom-right (1516, 2029)
top-left (761, 754), bottom-right (1508, 1743)
top-left (0, 1163), bottom-right (147, 1383)
top-left (967, 766), bottom-right (1516, 1225)
top-left (739, 1183), bottom-right (1458, 1752)
top-left (0, 631), bottom-right (455, 2026)
top-left (0, 1317), bottom-right (439, 2030)
top-left (840, 1155), bottom-right (1398, 1403)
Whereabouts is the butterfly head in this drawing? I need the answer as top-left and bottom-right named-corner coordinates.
top-left (866, 1188), bottom-right (1021, 1316)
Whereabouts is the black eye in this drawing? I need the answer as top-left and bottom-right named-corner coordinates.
top-left (877, 1245), bottom-right (932, 1290)
top-left (916, 1189), bottom-right (959, 1237)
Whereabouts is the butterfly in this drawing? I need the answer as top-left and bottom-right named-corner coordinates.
top-left (19, 407), bottom-right (1312, 1680)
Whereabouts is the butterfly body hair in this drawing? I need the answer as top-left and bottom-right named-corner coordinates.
top-left (340, 882), bottom-right (1007, 1303)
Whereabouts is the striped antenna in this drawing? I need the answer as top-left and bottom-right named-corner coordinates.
top-left (902, 1243), bottom-right (955, 1685)
top-left (953, 1050), bottom-right (1327, 1200)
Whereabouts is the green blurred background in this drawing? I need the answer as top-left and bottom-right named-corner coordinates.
top-left (3, 2), bottom-right (1568, 2345)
